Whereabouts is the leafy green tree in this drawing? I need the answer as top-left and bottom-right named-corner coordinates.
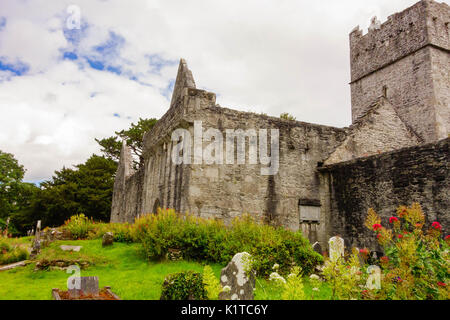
top-left (95, 118), bottom-right (158, 168)
top-left (22, 155), bottom-right (117, 228)
top-left (0, 151), bottom-right (26, 219)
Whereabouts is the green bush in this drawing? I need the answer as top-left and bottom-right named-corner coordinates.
top-left (0, 240), bottom-right (29, 265)
top-left (160, 271), bottom-right (208, 300)
top-left (87, 222), bottom-right (134, 243)
top-left (62, 214), bottom-right (94, 239)
top-left (134, 209), bottom-right (322, 277)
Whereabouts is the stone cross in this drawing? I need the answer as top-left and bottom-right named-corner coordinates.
top-left (329, 236), bottom-right (345, 261)
top-left (219, 252), bottom-right (255, 300)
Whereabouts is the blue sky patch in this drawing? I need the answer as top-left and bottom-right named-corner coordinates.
top-left (147, 54), bottom-right (177, 74)
top-left (63, 20), bottom-right (89, 46)
top-left (94, 31), bottom-right (125, 56)
top-left (0, 59), bottom-right (29, 76)
top-left (87, 59), bottom-right (105, 71)
top-left (161, 79), bottom-right (175, 100)
top-left (0, 17), bottom-right (6, 30)
top-left (63, 52), bottom-right (78, 60)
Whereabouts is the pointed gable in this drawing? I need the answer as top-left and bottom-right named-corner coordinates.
top-left (169, 58), bottom-right (196, 109)
top-left (324, 97), bottom-right (422, 165)
top-left (117, 140), bottom-right (135, 180)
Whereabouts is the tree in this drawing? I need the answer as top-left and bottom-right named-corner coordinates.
top-left (95, 118), bottom-right (158, 168)
top-left (0, 150), bottom-right (26, 219)
top-left (25, 155), bottom-right (118, 228)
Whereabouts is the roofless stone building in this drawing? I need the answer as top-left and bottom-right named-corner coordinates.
top-left (112, 0), bottom-right (449, 250)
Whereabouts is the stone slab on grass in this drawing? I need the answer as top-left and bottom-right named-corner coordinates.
top-left (60, 245), bottom-right (83, 252)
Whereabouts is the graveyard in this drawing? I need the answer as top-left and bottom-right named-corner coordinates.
top-left (0, 205), bottom-right (448, 300)
top-left (0, 237), bottom-right (331, 300)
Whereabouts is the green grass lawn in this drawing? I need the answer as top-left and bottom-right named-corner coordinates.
top-left (0, 238), bottom-right (331, 300)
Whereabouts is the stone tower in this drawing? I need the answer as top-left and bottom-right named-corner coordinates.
top-left (349, 0), bottom-right (449, 143)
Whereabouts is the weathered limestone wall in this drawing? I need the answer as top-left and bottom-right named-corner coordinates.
top-left (139, 88), bottom-right (217, 217)
top-left (350, 0), bottom-right (450, 142)
top-left (319, 138), bottom-right (449, 250)
top-left (181, 105), bottom-right (347, 234)
top-left (430, 46), bottom-right (450, 139)
top-left (111, 143), bottom-right (145, 223)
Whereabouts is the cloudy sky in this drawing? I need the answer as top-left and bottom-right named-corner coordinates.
top-left (1, 0), bottom-right (445, 182)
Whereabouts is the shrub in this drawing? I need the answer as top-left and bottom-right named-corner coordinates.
top-left (203, 265), bottom-right (222, 300)
top-left (319, 203), bottom-right (449, 300)
top-left (62, 214), bottom-right (95, 239)
top-left (362, 203), bottom-right (449, 300)
top-left (160, 271), bottom-right (208, 300)
top-left (133, 209), bottom-right (322, 277)
top-left (0, 240), bottom-right (29, 265)
top-left (87, 222), bottom-right (134, 243)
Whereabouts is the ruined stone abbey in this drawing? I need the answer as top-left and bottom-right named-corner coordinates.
top-left (111, 0), bottom-right (449, 250)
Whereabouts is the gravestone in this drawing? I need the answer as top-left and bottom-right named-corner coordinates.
top-left (68, 276), bottom-right (99, 298)
top-left (368, 251), bottom-right (384, 265)
top-left (218, 252), bottom-right (255, 301)
top-left (102, 232), bottom-right (114, 247)
top-left (312, 242), bottom-right (322, 255)
top-left (4, 218), bottom-right (10, 237)
top-left (366, 265), bottom-right (381, 290)
top-left (60, 245), bottom-right (83, 252)
top-left (30, 221), bottom-right (42, 257)
top-left (328, 236), bottom-right (345, 261)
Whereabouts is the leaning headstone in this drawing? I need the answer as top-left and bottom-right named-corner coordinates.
top-left (68, 276), bottom-right (99, 298)
top-left (219, 252), bottom-right (255, 300)
top-left (312, 242), bottom-right (322, 255)
top-left (329, 236), bottom-right (345, 261)
top-left (102, 232), bottom-right (114, 247)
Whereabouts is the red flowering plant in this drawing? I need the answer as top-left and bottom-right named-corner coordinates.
top-left (364, 203), bottom-right (449, 300)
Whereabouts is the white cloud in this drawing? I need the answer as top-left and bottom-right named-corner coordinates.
top-left (0, 0), bottom-right (446, 181)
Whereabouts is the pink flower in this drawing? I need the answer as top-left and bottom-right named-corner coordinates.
top-left (397, 234), bottom-right (403, 239)
top-left (389, 217), bottom-right (399, 224)
top-left (432, 222), bottom-right (442, 231)
top-left (445, 235), bottom-right (450, 241)
top-left (373, 224), bottom-right (383, 231)
top-left (437, 282), bottom-right (446, 287)
top-left (359, 248), bottom-right (369, 255)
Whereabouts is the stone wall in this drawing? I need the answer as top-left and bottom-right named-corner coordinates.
top-left (350, 0), bottom-right (450, 142)
top-left (325, 97), bottom-right (421, 165)
top-left (110, 142), bottom-right (145, 223)
top-left (319, 138), bottom-right (449, 250)
top-left (180, 105), bottom-right (347, 233)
